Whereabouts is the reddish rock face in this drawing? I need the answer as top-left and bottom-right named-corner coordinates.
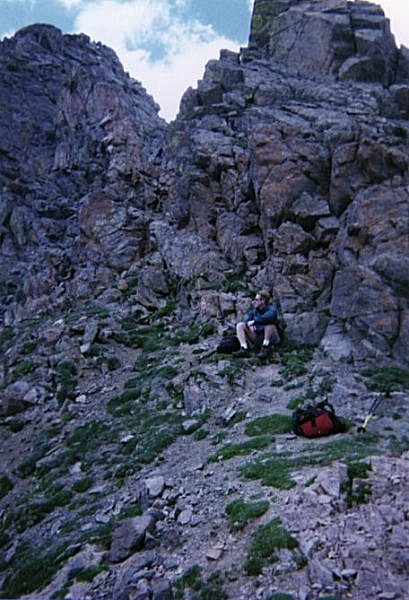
top-left (0, 1), bottom-right (408, 365)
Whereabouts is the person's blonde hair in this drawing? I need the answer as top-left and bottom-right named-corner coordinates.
top-left (257, 289), bottom-right (270, 303)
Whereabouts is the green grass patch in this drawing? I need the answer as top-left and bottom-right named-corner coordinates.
top-left (14, 426), bottom-right (60, 478)
top-left (278, 346), bottom-right (315, 381)
top-left (342, 461), bottom-right (372, 508)
top-left (199, 571), bottom-right (228, 600)
top-left (220, 271), bottom-right (249, 293)
top-left (75, 565), bottom-right (106, 582)
top-left (106, 388), bottom-right (141, 416)
top-left (0, 473), bottom-right (13, 499)
top-left (174, 564), bottom-right (203, 599)
top-left (11, 360), bottom-right (35, 380)
top-left (208, 435), bottom-right (273, 462)
top-left (225, 498), bottom-right (269, 529)
top-left (0, 326), bottom-right (15, 354)
top-left (360, 365), bottom-right (409, 394)
top-left (21, 340), bottom-right (37, 355)
top-left (240, 435), bottom-right (381, 489)
top-left (244, 518), bottom-right (298, 575)
top-left (14, 482), bottom-right (73, 533)
top-left (56, 359), bottom-right (78, 403)
top-left (174, 565), bottom-right (227, 600)
top-left (287, 396), bottom-right (305, 410)
top-left (245, 414), bottom-right (292, 437)
top-left (66, 420), bottom-right (117, 457)
top-left (72, 476), bottom-right (94, 493)
top-left (217, 362), bottom-right (245, 384)
top-left (1, 540), bottom-right (77, 597)
top-left (194, 428), bottom-right (209, 441)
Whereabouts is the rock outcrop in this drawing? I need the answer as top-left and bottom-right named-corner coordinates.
top-left (0, 7), bottom-right (409, 597)
top-left (1, 2), bottom-right (408, 367)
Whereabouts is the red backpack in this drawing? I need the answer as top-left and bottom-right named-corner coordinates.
top-left (292, 401), bottom-right (346, 438)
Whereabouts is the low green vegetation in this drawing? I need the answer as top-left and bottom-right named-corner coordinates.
top-left (0, 326), bottom-right (15, 354)
top-left (240, 435), bottom-right (381, 489)
top-left (56, 359), bottom-right (78, 403)
top-left (174, 565), bottom-right (227, 600)
top-left (359, 365), bottom-right (409, 394)
top-left (208, 434), bottom-right (273, 463)
top-left (0, 473), bottom-right (13, 499)
top-left (72, 476), bottom-right (94, 493)
top-left (220, 271), bottom-right (249, 293)
top-left (208, 413), bottom-right (292, 463)
top-left (11, 359), bottom-right (35, 380)
top-left (244, 414), bottom-right (292, 437)
top-left (1, 540), bottom-right (77, 598)
top-left (244, 518), bottom-right (299, 576)
top-left (75, 565), bottom-right (106, 582)
top-left (342, 461), bottom-right (372, 508)
top-left (278, 346), bottom-right (315, 381)
top-left (13, 483), bottom-right (73, 533)
top-left (225, 498), bottom-right (269, 530)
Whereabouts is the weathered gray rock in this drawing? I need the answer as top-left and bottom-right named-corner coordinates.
top-left (109, 515), bottom-right (156, 563)
top-left (1, 380), bottom-right (34, 415)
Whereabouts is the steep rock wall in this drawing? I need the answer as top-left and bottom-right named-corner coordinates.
top-left (165, 0), bottom-right (409, 365)
top-left (0, 2), bottom-right (408, 366)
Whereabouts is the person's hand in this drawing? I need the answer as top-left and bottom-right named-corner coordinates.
top-left (247, 320), bottom-right (255, 328)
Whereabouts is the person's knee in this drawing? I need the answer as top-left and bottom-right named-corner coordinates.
top-left (236, 321), bottom-right (246, 332)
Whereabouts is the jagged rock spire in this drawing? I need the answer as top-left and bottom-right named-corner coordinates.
top-left (249, 0), bottom-right (401, 85)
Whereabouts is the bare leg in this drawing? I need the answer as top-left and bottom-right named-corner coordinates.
top-left (263, 324), bottom-right (279, 346)
top-left (236, 321), bottom-right (257, 348)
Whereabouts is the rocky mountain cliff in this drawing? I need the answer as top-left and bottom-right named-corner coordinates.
top-left (1, 2), bottom-right (409, 600)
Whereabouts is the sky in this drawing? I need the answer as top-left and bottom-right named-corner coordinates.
top-left (0, 0), bottom-right (408, 122)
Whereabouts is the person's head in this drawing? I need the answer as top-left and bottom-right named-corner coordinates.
top-left (253, 289), bottom-right (270, 308)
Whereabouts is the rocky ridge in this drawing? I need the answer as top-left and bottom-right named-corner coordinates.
top-left (0, 1), bottom-right (409, 599)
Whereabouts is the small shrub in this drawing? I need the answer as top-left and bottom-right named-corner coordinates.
top-left (174, 564), bottom-right (202, 599)
top-left (220, 271), bottom-right (249, 293)
top-left (56, 360), bottom-right (78, 403)
top-left (194, 428), bottom-right (209, 441)
top-left (0, 473), bottom-right (13, 499)
top-left (342, 461), bottom-right (372, 508)
top-left (199, 571), bottom-right (228, 600)
top-left (11, 360), bottom-right (35, 380)
top-left (21, 340), bottom-right (37, 355)
top-left (106, 356), bottom-right (121, 371)
top-left (72, 477), bottom-right (94, 493)
top-left (244, 518), bottom-right (298, 576)
top-left (225, 498), bottom-right (269, 529)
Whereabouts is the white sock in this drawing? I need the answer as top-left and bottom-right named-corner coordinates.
top-left (242, 344), bottom-right (248, 349)
top-left (263, 340), bottom-right (269, 347)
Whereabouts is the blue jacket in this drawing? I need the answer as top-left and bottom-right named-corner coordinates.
top-left (245, 303), bottom-right (278, 333)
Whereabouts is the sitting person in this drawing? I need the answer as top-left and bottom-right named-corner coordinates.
top-left (233, 289), bottom-right (280, 358)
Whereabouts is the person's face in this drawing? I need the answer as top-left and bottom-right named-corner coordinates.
top-left (253, 294), bottom-right (265, 308)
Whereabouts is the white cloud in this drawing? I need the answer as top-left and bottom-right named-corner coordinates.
top-left (72, 0), bottom-right (241, 121)
top-left (57, 0), bottom-right (84, 7)
top-left (379, 0), bottom-right (409, 48)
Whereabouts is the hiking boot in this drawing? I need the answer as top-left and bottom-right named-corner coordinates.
top-left (233, 347), bottom-right (250, 358)
top-left (258, 345), bottom-right (270, 358)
